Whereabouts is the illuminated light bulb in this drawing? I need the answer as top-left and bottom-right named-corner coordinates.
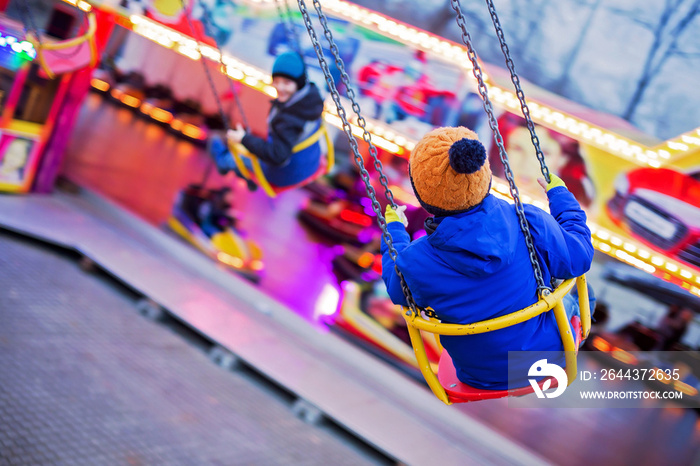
top-left (139, 102), bottom-right (154, 115)
top-left (90, 78), bottom-right (110, 92)
top-left (681, 135), bottom-right (700, 145)
top-left (648, 160), bottom-right (661, 168)
top-left (637, 250), bottom-right (650, 259)
top-left (177, 47), bottom-right (201, 60)
top-left (651, 256), bottom-right (664, 266)
top-left (200, 46), bottom-right (220, 61)
top-left (666, 263), bottom-right (679, 272)
top-left (623, 243), bottom-right (636, 253)
top-left (610, 236), bottom-right (623, 246)
top-left (226, 67), bottom-right (244, 80)
top-left (680, 270), bottom-right (692, 279)
top-left (596, 230), bottom-right (610, 240)
top-left (599, 243), bottom-right (612, 253)
top-left (495, 183), bottom-right (510, 194)
top-left (667, 141), bottom-right (689, 151)
top-left (658, 150), bottom-right (671, 159)
top-left (150, 108), bottom-right (173, 124)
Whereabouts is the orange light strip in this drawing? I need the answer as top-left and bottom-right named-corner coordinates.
top-left (150, 107), bottom-right (174, 124)
top-left (90, 78), bottom-right (110, 92)
top-left (180, 122), bottom-right (207, 140)
top-left (119, 94), bottom-right (141, 108)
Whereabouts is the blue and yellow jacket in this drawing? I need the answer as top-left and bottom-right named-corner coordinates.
top-left (241, 83), bottom-right (324, 187)
top-left (381, 187), bottom-right (593, 389)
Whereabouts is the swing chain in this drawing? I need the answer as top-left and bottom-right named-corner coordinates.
top-left (274, 0), bottom-right (303, 57)
top-left (310, 0), bottom-right (396, 210)
top-left (450, 0), bottom-right (549, 295)
top-left (17, 0), bottom-right (43, 47)
top-left (296, 0), bottom-right (431, 318)
top-left (185, 0), bottom-right (250, 131)
top-left (484, 0), bottom-right (550, 183)
top-left (179, 0), bottom-right (231, 132)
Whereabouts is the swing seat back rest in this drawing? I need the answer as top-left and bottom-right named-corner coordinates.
top-left (228, 122), bottom-right (334, 197)
top-left (402, 275), bottom-right (591, 404)
top-left (27, 12), bottom-right (98, 79)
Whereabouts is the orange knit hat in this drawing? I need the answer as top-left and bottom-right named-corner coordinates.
top-left (409, 126), bottom-right (492, 216)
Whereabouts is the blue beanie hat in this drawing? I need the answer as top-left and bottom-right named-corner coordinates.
top-left (272, 52), bottom-right (307, 90)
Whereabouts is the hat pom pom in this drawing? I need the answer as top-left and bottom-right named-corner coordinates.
top-left (448, 138), bottom-right (486, 174)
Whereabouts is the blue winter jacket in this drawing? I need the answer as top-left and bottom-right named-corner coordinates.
top-left (381, 187), bottom-right (593, 390)
top-left (240, 83), bottom-right (324, 187)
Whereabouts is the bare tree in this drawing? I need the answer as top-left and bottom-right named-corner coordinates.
top-left (551, 0), bottom-right (602, 94)
top-left (618, 0), bottom-right (700, 121)
top-left (501, 0), bottom-right (552, 59)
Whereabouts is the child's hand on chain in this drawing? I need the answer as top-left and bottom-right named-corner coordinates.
top-left (226, 124), bottom-right (246, 145)
top-left (537, 174), bottom-right (566, 192)
top-left (385, 204), bottom-right (408, 227)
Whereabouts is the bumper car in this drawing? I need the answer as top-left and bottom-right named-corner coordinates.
top-left (167, 184), bottom-right (264, 282)
top-left (327, 280), bottom-right (440, 380)
top-left (583, 262), bottom-right (700, 407)
top-left (139, 84), bottom-right (177, 125)
top-left (169, 99), bottom-right (210, 144)
top-left (585, 324), bottom-right (700, 408)
top-left (297, 196), bottom-right (379, 245)
top-left (90, 65), bottom-right (118, 94)
top-left (109, 71), bottom-right (147, 110)
top-left (331, 241), bottom-right (382, 283)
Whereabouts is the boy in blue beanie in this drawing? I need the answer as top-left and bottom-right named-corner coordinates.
top-left (208, 51), bottom-right (325, 189)
top-left (381, 126), bottom-right (595, 390)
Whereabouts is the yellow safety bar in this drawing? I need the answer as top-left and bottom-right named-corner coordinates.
top-left (228, 122), bottom-right (335, 198)
top-left (403, 275), bottom-right (591, 405)
top-left (27, 12), bottom-right (98, 80)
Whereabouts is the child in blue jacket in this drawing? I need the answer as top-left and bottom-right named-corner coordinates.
top-left (208, 51), bottom-right (325, 189)
top-left (381, 126), bottom-right (594, 390)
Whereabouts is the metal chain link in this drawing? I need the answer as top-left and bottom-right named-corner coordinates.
top-left (296, 0), bottom-right (430, 317)
top-left (310, 0), bottom-right (397, 210)
top-left (451, 0), bottom-right (549, 295)
top-left (283, 0), bottom-right (304, 55)
top-left (185, 0), bottom-right (251, 131)
top-left (18, 0), bottom-right (43, 47)
top-left (180, 0), bottom-right (231, 132)
top-left (484, 0), bottom-right (549, 182)
top-left (274, 0), bottom-right (303, 56)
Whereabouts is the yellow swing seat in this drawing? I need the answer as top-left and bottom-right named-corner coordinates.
top-left (27, 11), bottom-right (98, 79)
top-left (403, 275), bottom-right (591, 405)
top-left (228, 122), bottom-right (335, 198)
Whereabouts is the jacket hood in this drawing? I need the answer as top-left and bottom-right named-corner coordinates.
top-left (424, 194), bottom-right (519, 276)
top-left (272, 82), bottom-right (324, 122)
